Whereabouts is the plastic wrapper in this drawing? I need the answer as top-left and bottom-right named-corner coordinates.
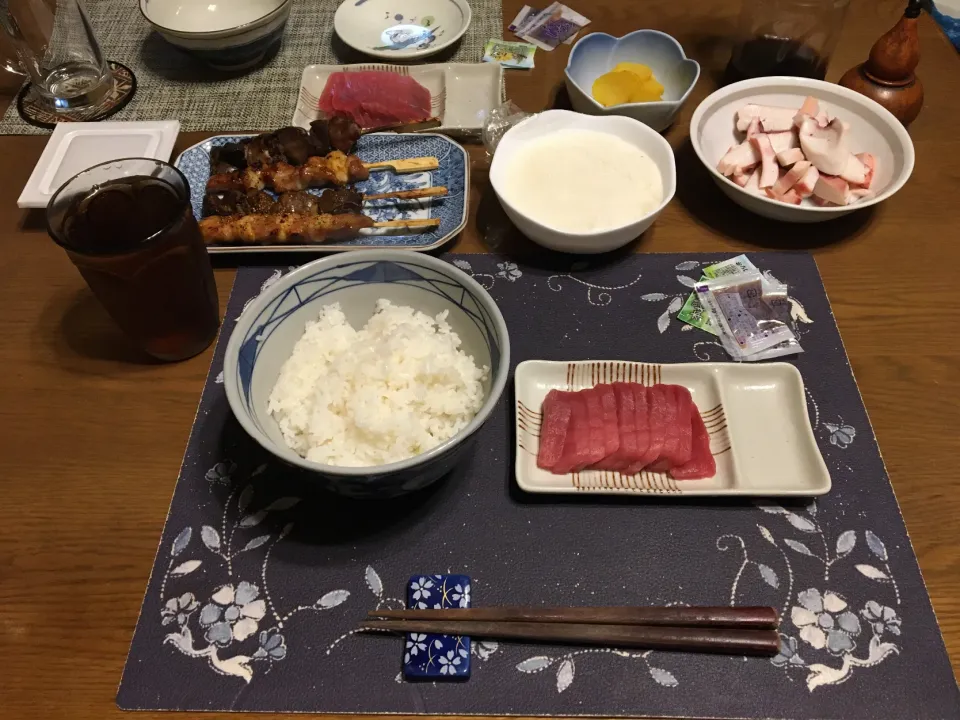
top-left (482, 101), bottom-right (533, 156)
top-left (695, 271), bottom-right (803, 361)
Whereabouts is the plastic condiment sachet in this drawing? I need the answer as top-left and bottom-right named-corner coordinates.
top-left (694, 271), bottom-right (803, 361)
top-left (482, 101), bottom-right (533, 157)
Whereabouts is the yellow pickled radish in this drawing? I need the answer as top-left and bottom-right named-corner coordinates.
top-left (591, 70), bottom-right (646, 107)
top-left (592, 64), bottom-right (664, 106)
top-left (612, 62), bottom-right (653, 81)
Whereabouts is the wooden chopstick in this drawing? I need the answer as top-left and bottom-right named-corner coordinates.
top-left (360, 620), bottom-right (780, 656)
top-left (368, 606), bottom-right (778, 629)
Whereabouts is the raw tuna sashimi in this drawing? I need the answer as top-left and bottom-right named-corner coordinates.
top-left (625, 385), bottom-right (664, 474)
top-left (552, 395), bottom-right (596, 474)
top-left (588, 384), bottom-right (621, 469)
top-left (536, 390), bottom-right (572, 471)
top-left (318, 71), bottom-right (432, 129)
top-left (593, 383), bottom-right (639, 470)
top-left (673, 387), bottom-right (695, 467)
top-left (670, 408), bottom-right (716, 480)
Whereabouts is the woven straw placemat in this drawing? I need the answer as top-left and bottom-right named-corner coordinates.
top-left (0, 0), bottom-right (502, 135)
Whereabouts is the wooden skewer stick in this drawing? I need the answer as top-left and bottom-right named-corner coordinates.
top-left (364, 186), bottom-right (447, 201)
top-left (373, 218), bottom-right (441, 230)
top-left (363, 157), bottom-right (438, 173)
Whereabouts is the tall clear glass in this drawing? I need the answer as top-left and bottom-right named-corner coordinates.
top-left (0, 0), bottom-right (111, 109)
top-left (47, 159), bottom-right (221, 362)
top-left (725, 0), bottom-right (851, 83)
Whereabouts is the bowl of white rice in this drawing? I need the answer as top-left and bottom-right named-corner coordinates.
top-left (223, 251), bottom-right (510, 498)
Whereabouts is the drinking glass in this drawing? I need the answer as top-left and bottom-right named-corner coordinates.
top-left (47, 159), bottom-right (222, 362)
top-left (0, 0), bottom-right (112, 109)
top-left (726, 0), bottom-right (851, 83)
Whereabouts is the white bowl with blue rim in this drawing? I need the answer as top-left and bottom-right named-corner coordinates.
top-left (175, 132), bottom-right (469, 253)
top-left (564, 30), bottom-right (700, 132)
top-left (140, 0), bottom-right (292, 71)
top-left (224, 251), bottom-right (510, 499)
top-left (334, 0), bottom-right (472, 60)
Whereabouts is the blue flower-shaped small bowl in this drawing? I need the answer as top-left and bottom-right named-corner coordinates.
top-left (564, 30), bottom-right (700, 132)
top-left (223, 251), bottom-right (510, 499)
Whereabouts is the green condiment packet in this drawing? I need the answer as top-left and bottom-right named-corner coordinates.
top-left (483, 39), bottom-right (537, 69)
top-left (677, 256), bottom-right (760, 335)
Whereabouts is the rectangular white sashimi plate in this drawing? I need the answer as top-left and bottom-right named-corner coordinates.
top-left (515, 360), bottom-right (831, 497)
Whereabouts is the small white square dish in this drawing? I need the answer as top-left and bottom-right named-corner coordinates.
top-left (515, 359), bottom-right (830, 497)
top-left (292, 62), bottom-right (502, 136)
top-left (18, 121), bottom-right (180, 209)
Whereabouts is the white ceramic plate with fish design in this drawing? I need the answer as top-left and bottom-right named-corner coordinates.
top-left (293, 62), bottom-right (502, 138)
top-left (334, 0), bottom-right (471, 59)
top-left (515, 360), bottom-right (830, 496)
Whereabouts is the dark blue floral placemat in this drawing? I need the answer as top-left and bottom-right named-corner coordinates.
top-left (117, 253), bottom-right (960, 718)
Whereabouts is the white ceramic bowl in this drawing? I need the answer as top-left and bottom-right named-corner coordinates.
top-left (140, 0), bottom-right (291, 70)
top-left (224, 251), bottom-right (510, 499)
top-left (690, 77), bottom-right (915, 223)
top-left (489, 110), bottom-right (676, 254)
top-left (334, 0), bottom-right (471, 60)
top-left (565, 30), bottom-right (700, 132)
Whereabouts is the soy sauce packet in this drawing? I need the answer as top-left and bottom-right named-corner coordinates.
top-left (516, 2), bottom-right (590, 51)
top-left (694, 271), bottom-right (803, 361)
top-left (677, 255), bottom-right (761, 335)
top-left (483, 39), bottom-right (537, 69)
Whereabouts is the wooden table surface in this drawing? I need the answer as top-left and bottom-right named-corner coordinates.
top-left (1, 0), bottom-right (957, 718)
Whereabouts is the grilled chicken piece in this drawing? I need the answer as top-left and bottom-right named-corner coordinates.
top-left (199, 212), bottom-right (375, 245)
top-left (207, 151), bottom-right (370, 193)
top-left (311, 116), bottom-right (362, 155)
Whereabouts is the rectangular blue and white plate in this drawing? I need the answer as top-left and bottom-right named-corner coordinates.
top-left (174, 132), bottom-right (469, 254)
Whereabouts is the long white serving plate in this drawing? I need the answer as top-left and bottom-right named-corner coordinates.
top-left (515, 360), bottom-right (831, 497)
top-left (292, 62), bottom-right (502, 137)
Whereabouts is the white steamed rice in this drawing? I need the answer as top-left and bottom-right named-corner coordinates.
top-left (267, 299), bottom-right (489, 467)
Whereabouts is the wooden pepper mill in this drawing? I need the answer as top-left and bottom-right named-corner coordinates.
top-left (839, 0), bottom-right (926, 126)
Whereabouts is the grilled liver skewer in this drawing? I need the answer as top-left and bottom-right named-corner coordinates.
top-left (199, 213), bottom-right (440, 245)
top-left (206, 151), bottom-right (439, 193)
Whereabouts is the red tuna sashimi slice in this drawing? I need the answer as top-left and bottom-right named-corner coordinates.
top-left (536, 390), bottom-right (572, 471)
top-left (590, 384), bottom-right (628, 470)
top-left (670, 408), bottom-right (717, 480)
top-left (583, 387), bottom-right (615, 465)
top-left (318, 71), bottom-right (431, 128)
top-left (673, 387), bottom-right (694, 467)
top-left (552, 394), bottom-right (592, 474)
top-left (624, 385), bottom-right (663, 474)
top-left (647, 385), bottom-right (684, 472)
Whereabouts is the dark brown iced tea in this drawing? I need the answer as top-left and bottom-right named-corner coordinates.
top-left (47, 159), bottom-right (220, 361)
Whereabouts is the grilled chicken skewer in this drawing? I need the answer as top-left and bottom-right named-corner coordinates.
top-left (199, 213), bottom-right (440, 246)
top-left (202, 187), bottom-right (448, 217)
top-left (206, 151), bottom-right (439, 193)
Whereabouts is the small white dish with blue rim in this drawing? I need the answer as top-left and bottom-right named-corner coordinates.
top-left (334, 0), bottom-right (471, 60)
top-left (140, 0), bottom-right (292, 70)
top-left (175, 132), bottom-right (469, 254)
top-left (564, 30), bottom-right (700, 132)
top-left (224, 251), bottom-right (510, 499)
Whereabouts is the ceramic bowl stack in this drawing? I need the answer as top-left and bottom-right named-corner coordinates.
top-left (224, 251), bottom-right (510, 499)
top-left (140, 0), bottom-right (292, 70)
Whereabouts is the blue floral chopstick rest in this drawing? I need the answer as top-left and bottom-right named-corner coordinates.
top-left (404, 574), bottom-right (471, 679)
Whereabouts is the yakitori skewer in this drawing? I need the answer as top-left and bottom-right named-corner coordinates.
top-left (199, 212), bottom-right (441, 245)
top-left (202, 187), bottom-right (447, 217)
top-left (206, 151), bottom-right (439, 194)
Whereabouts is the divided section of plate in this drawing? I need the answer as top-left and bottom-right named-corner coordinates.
top-left (514, 360), bottom-right (830, 497)
top-left (174, 132), bottom-right (468, 254)
top-left (293, 62), bottom-right (502, 136)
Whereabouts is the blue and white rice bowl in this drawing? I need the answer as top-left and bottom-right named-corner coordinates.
top-left (140, 0), bottom-right (292, 70)
top-left (224, 251), bottom-right (510, 498)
